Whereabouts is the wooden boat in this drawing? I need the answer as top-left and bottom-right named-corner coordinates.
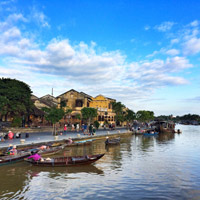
top-left (25, 153), bottom-right (105, 167)
top-left (65, 139), bottom-right (94, 147)
top-left (31, 144), bottom-right (66, 156)
top-left (105, 137), bottom-right (120, 145)
top-left (0, 151), bottom-right (31, 166)
top-left (143, 132), bottom-right (159, 136)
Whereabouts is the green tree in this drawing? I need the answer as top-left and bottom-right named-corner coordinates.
top-left (42, 107), bottom-right (65, 135)
top-left (94, 120), bottom-right (100, 129)
top-left (136, 110), bottom-right (154, 122)
top-left (125, 109), bottom-right (136, 123)
top-left (112, 101), bottom-right (126, 125)
top-left (75, 113), bottom-right (81, 120)
top-left (81, 107), bottom-right (97, 126)
top-left (0, 78), bottom-right (33, 124)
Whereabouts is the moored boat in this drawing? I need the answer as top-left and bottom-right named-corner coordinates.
top-left (31, 144), bottom-right (66, 156)
top-left (25, 153), bottom-right (105, 167)
top-left (143, 132), bottom-right (159, 136)
top-left (0, 151), bottom-right (31, 166)
top-left (65, 139), bottom-right (94, 147)
top-left (105, 137), bottom-right (120, 145)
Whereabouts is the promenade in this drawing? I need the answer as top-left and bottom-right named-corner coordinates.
top-left (0, 127), bottom-right (129, 149)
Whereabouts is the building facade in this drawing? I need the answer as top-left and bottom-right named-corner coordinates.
top-left (89, 95), bottom-right (116, 126)
top-left (56, 89), bottom-right (92, 125)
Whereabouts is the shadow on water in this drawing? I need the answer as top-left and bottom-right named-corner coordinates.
top-left (156, 132), bottom-right (175, 144)
top-left (0, 160), bottom-right (104, 199)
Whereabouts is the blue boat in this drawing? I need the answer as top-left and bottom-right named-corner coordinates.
top-left (143, 132), bottom-right (159, 136)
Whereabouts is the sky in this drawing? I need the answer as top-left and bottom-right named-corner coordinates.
top-left (0, 0), bottom-right (200, 116)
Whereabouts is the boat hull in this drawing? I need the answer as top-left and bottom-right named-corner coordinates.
top-left (25, 153), bottom-right (105, 167)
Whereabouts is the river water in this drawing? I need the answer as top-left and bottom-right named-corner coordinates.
top-left (0, 125), bottom-right (200, 200)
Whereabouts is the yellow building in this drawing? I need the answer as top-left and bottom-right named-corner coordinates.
top-left (56, 89), bottom-right (92, 124)
top-left (89, 95), bottom-right (116, 125)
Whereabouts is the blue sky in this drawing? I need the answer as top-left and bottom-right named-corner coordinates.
top-left (0, 0), bottom-right (200, 116)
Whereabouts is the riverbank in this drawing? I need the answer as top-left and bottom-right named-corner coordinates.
top-left (0, 128), bottom-right (132, 151)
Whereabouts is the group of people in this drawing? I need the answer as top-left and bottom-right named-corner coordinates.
top-left (63, 123), bottom-right (96, 136)
top-left (0, 131), bottom-right (29, 142)
top-left (6, 144), bottom-right (18, 155)
top-left (63, 123), bottom-right (80, 132)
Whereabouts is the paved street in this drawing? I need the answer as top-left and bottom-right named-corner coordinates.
top-left (0, 127), bottom-right (128, 148)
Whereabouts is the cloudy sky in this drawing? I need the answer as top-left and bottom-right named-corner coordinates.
top-left (0, 0), bottom-right (200, 116)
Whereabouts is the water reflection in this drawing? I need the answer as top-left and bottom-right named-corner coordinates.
top-left (1, 126), bottom-right (200, 200)
top-left (156, 132), bottom-right (175, 143)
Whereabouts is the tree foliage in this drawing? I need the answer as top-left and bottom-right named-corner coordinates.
top-left (42, 107), bottom-right (65, 135)
top-left (81, 107), bottom-right (97, 125)
top-left (112, 101), bottom-right (126, 124)
top-left (125, 109), bottom-right (136, 122)
top-left (136, 110), bottom-right (154, 122)
top-left (42, 107), bottom-right (65, 124)
top-left (94, 120), bottom-right (100, 129)
top-left (0, 78), bottom-right (33, 121)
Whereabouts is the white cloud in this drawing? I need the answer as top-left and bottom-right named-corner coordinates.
top-left (183, 37), bottom-right (200, 55)
top-left (127, 57), bottom-right (192, 88)
top-left (166, 49), bottom-right (180, 56)
top-left (165, 56), bottom-right (192, 72)
top-left (170, 38), bottom-right (179, 44)
top-left (190, 20), bottom-right (199, 27)
top-left (0, 10), bottom-right (195, 115)
top-left (31, 7), bottom-right (50, 28)
top-left (155, 21), bottom-right (175, 32)
top-left (144, 25), bottom-right (150, 31)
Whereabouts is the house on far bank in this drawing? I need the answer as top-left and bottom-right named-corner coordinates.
top-left (56, 89), bottom-right (116, 126)
top-left (30, 94), bottom-right (57, 127)
top-left (56, 89), bottom-right (92, 125)
top-left (89, 95), bottom-right (116, 126)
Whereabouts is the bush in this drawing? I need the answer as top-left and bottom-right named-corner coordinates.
top-left (94, 120), bottom-right (100, 129)
top-left (11, 117), bottom-right (22, 127)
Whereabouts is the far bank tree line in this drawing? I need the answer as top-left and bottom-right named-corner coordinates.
top-left (1, 78), bottom-right (199, 130)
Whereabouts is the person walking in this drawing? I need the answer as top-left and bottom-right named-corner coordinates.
top-left (64, 124), bottom-right (67, 133)
top-left (89, 124), bottom-right (93, 135)
top-left (76, 123), bottom-right (79, 132)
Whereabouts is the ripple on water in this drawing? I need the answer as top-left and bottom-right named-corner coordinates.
top-left (1, 125), bottom-right (200, 200)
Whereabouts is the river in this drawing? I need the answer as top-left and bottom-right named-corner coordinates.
top-left (0, 125), bottom-right (200, 200)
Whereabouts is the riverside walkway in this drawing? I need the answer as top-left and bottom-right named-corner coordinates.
top-left (0, 127), bottom-right (129, 149)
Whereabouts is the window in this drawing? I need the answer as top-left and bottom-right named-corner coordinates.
top-left (98, 116), bottom-right (101, 121)
top-left (75, 100), bottom-right (83, 107)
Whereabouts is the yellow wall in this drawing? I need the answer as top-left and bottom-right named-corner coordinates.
top-left (90, 95), bottom-right (116, 124)
top-left (89, 95), bottom-right (113, 112)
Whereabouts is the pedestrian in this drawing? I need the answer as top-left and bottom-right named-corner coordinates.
top-left (81, 124), bottom-right (84, 133)
top-left (76, 123), bottom-right (79, 132)
top-left (64, 124), bottom-right (67, 133)
top-left (92, 127), bottom-right (96, 135)
top-left (25, 133), bottom-right (29, 138)
top-left (15, 132), bottom-right (21, 139)
top-left (71, 124), bottom-right (75, 131)
top-left (89, 124), bottom-right (93, 135)
top-left (8, 131), bottom-right (14, 139)
top-left (83, 124), bottom-right (87, 135)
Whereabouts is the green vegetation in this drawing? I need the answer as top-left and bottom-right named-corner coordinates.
top-left (112, 101), bottom-right (126, 125)
top-left (136, 110), bottom-right (154, 122)
top-left (81, 107), bottom-right (97, 125)
top-left (156, 114), bottom-right (200, 124)
top-left (125, 109), bottom-right (136, 123)
top-left (0, 78), bottom-right (33, 123)
top-left (11, 117), bottom-right (22, 127)
top-left (94, 120), bottom-right (100, 129)
top-left (42, 107), bottom-right (65, 135)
